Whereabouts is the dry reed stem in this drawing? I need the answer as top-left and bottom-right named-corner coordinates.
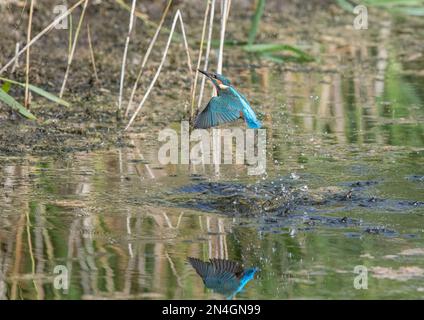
top-left (25, 206), bottom-right (40, 299)
top-left (115, 0), bottom-right (149, 25)
top-left (68, 13), bottom-right (73, 56)
top-left (11, 212), bottom-right (25, 300)
top-left (217, 0), bottom-right (230, 75)
top-left (24, 0), bottom-right (34, 108)
top-left (0, 0), bottom-right (87, 75)
top-left (178, 12), bottom-right (193, 76)
top-left (11, 42), bottom-right (20, 73)
top-left (225, 0), bottom-right (232, 22)
top-left (124, 10), bottom-right (192, 131)
top-left (189, 0), bottom-right (211, 118)
top-left (118, 0), bottom-right (137, 110)
top-left (59, 0), bottom-right (89, 98)
top-left (197, 0), bottom-right (215, 110)
top-left (86, 23), bottom-right (99, 82)
top-left (125, 0), bottom-right (173, 118)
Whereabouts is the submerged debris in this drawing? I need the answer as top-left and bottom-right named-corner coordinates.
top-left (174, 178), bottom-right (424, 217)
top-left (165, 177), bottom-right (423, 238)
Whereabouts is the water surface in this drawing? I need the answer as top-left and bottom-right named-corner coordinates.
top-left (1, 36), bottom-right (424, 299)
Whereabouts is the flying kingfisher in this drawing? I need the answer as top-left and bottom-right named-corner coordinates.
top-left (194, 70), bottom-right (262, 129)
top-left (188, 257), bottom-right (258, 300)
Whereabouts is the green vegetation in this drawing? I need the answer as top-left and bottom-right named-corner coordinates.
top-left (209, 0), bottom-right (313, 63)
top-left (245, 0), bottom-right (313, 63)
top-left (247, 0), bottom-right (266, 46)
top-left (0, 77), bottom-right (69, 120)
top-left (0, 86), bottom-right (36, 120)
top-left (336, 0), bottom-right (424, 15)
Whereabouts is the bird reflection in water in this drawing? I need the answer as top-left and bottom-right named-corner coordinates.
top-left (188, 257), bottom-right (258, 300)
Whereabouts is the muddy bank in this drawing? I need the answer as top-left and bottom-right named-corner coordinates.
top-left (0, 96), bottom-right (125, 156)
top-left (1, 0), bottom-right (424, 156)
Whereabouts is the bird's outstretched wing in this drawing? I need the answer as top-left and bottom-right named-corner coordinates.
top-left (188, 257), bottom-right (211, 279)
top-left (188, 257), bottom-right (249, 296)
top-left (188, 258), bottom-right (244, 282)
top-left (210, 258), bottom-right (244, 278)
top-left (194, 96), bottom-right (242, 129)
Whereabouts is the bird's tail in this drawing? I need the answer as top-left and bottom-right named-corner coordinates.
top-left (246, 118), bottom-right (262, 129)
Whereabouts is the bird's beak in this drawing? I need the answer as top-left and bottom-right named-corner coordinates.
top-left (198, 69), bottom-right (213, 79)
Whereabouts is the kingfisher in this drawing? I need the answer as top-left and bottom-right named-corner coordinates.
top-left (194, 70), bottom-right (262, 129)
top-left (188, 257), bottom-right (258, 300)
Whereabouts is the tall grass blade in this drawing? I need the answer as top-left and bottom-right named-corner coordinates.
top-left (0, 88), bottom-right (36, 120)
top-left (248, 0), bottom-right (266, 46)
top-left (392, 7), bottom-right (424, 15)
top-left (244, 42), bottom-right (312, 55)
top-left (2, 81), bottom-right (11, 93)
top-left (337, 0), bottom-right (424, 16)
top-left (0, 77), bottom-right (70, 106)
top-left (243, 43), bottom-right (314, 62)
top-left (336, 0), bottom-right (354, 12)
top-left (363, 0), bottom-right (424, 7)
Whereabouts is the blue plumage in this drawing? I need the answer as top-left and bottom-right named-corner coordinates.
top-left (194, 70), bottom-right (262, 129)
top-left (188, 257), bottom-right (257, 299)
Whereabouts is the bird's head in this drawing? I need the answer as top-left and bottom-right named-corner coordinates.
top-left (198, 69), bottom-right (231, 91)
top-left (243, 267), bottom-right (258, 280)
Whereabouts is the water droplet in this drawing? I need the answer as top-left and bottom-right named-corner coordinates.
top-left (290, 172), bottom-right (299, 180)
